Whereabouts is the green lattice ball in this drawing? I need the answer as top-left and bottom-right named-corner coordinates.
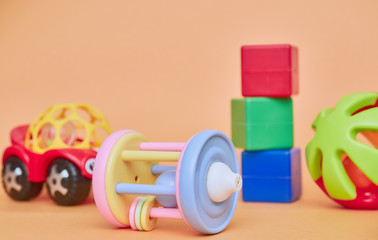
top-left (306, 92), bottom-right (378, 202)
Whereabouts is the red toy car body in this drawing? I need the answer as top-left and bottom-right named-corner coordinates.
top-left (3, 125), bottom-right (97, 182)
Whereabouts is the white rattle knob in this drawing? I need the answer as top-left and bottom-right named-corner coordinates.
top-left (207, 161), bottom-right (242, 203)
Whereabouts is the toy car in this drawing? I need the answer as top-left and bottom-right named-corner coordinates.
top-left (2, 103), bottom-right (111, 205)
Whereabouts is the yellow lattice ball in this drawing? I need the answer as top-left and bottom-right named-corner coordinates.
top-left (25, 103), bottom-right (111, 154)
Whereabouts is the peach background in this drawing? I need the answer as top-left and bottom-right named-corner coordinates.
top-left (0, 0), bottom-right (378, 239)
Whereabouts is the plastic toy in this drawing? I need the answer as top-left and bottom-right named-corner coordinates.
top-left (234, 44), bottom-right (300, 203)
top-left (241, 44), bottom-right (298, 98)
top-left (93, 129), bottom-right (242, 234)
top-left (231, 97), bottom-right (293, 150)
top-left (242, 148), bottom-right (301, 202)
top-left (306, 92), bottom-right (378, 209)
top-left (2, 103), bottom-right (111, 205)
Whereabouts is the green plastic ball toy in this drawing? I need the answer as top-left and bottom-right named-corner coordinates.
top-left (306, 92), bottom-right (378, 209)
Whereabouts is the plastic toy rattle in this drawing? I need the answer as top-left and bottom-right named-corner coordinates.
top-left (93, 129), bottom-right (242, 234)
top-left (306, 92), bottom-right (378, 209)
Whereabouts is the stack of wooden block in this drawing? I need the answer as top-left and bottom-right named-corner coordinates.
top-left (231, 44), bottom-right (302, 202)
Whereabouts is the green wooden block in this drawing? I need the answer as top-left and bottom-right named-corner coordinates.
top-left (231, 97), bottom-right (293, 150)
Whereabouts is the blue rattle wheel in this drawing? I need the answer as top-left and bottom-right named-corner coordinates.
top-left (176, 130), bottom-right (240, 234)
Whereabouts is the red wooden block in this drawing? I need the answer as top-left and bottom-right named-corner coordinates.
top-left (241, 44), bottom-right (298, 97)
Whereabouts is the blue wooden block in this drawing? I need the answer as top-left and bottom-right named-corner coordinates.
top-left (241, 148), bottom-right (302, 202)
top-left (242, 148), bottom-right (301, 177)
top-left (242, 175), bottom-right (302, 202)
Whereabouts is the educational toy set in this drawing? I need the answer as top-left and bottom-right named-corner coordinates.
top-left (3, 43), bottom-right (377, 237)
top-left (232, 44), bottom-right (302, 202)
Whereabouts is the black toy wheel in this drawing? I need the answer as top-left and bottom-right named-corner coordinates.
top-left (2, 157), bottom-right (43, 201)
top-left (46, 158), bottom-right (91, 206)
